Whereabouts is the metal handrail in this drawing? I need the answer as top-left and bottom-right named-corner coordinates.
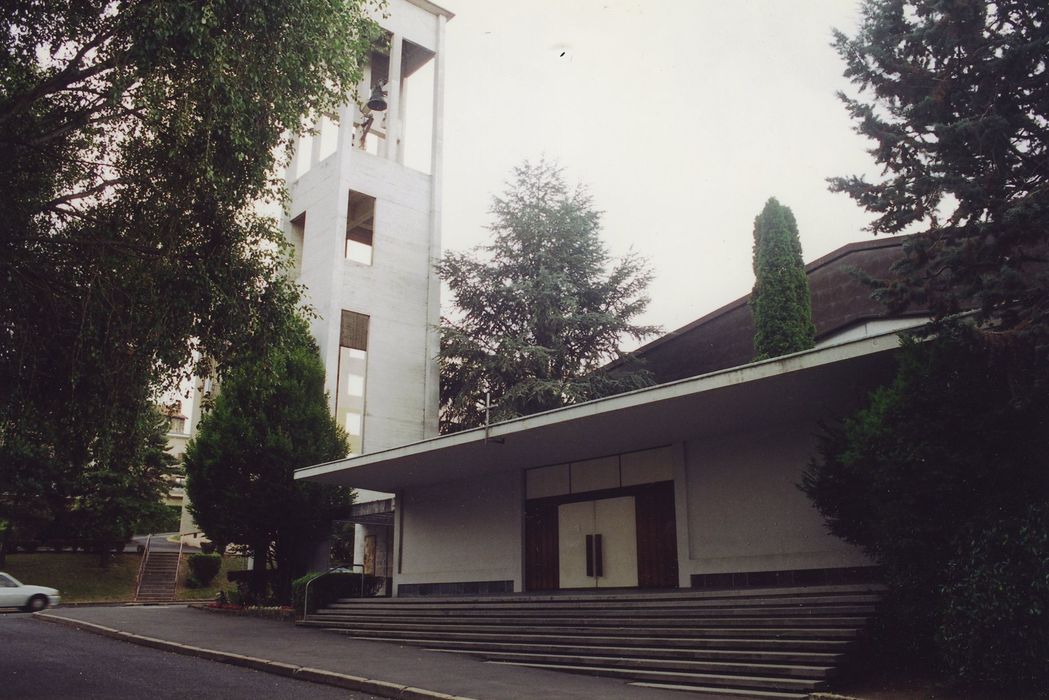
top-left (133, 534), bottom-right (152, 601)
top-left (302, 563), bottom-right (365, 622)
top-left (172, 536), bottom-right (185, 598)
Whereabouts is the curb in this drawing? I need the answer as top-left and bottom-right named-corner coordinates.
top-left (33, 612), bottom-right (476, 700)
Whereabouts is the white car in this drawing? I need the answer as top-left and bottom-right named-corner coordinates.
top-left (0, 571), bottom-right (60, 611)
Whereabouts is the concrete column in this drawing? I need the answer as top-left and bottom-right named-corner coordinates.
top-left (383, 34), bottom-right (403, 161)
top-left (396, 75), bottom-right (407, 164)
top-left (353, 523), bottom-right (366, 570)
top-left (310, 116), bottom-right (324, 165)
top-left (337, 102), bottom-right (355, 153)
top-left (422, 15), bottom-right (447, 436)
top-left (285, 133), bottom-right (301, 182)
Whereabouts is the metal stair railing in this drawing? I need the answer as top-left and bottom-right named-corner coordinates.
top-left (171, 536), bottom-right (185, 599)
top-left (302, 563), bottom-right (365, 623)
top-left (133, 535), bottom-right (152, 601)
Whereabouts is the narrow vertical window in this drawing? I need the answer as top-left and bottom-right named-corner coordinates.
top-left (338, 310), bottom-right (369, 455)
top-left (289, 211), bottom-right (305, 278)
top-left (346, 190), bottom-right (375, 265)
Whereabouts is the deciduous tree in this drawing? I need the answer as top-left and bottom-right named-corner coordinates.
top-left (437, 161), bottom-right (659, 432)
top-left (0, 1), bottom-right (379, 545)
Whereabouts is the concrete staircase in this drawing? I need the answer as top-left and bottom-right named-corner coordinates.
top-left (134, 551), bottom-right (181, 603)
top-left (300, 584), bottom-right (880, 698)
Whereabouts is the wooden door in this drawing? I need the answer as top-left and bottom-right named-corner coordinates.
top-left (524, 500), bottom-right (559, 591)
top-left (635, 481), bottom-right (679, 588)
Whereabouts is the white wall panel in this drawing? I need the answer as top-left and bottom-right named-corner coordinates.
top-left (398, 471), bottom-right (523, 588)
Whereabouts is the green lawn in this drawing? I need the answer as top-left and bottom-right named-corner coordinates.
top-left (3, 553), bottom-right (141, 603)
top-left (176, 553), bottom-right (248, 601)
top-left (3, 551), bottom-right (249, 604)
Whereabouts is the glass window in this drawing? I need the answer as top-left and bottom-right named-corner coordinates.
top-left (337, 347), bottom-right (367, 455)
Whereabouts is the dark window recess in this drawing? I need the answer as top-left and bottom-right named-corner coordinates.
top-left (340, 310), bottom-right (369, 351)
top-left (289, 211), bottom-right (305, 276)
top-left (346, 190), bottom-right (375, 264)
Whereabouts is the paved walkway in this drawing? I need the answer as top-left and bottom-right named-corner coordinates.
top-left (36, 605), bottom-right (730, 700)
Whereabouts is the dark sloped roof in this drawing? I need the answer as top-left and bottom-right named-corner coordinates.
top-left (627, 236), bottom-right (922, 384)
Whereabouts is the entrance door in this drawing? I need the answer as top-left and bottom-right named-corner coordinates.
top-left (558, 496), bottom-right (639, 588)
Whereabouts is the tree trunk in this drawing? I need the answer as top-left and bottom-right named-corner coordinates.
top-left (0, 526), bottom-right (10, 568)
top-left (97, 541), bottom-right (112, 569)
top-left (274, 536), bottom-right (293, 605)
top-left (251, 539), bottom-right (268, 601)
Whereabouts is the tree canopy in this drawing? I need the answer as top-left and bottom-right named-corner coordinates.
top-left (806, 4), bottom-right (1049, 690)
top-left (183, 315), bottom-right (352, 602)
top-left (829, 0), bottom-right (1049, 351)
top-left (436, 160), bottom-right (659, 432)
top-left (750, 197), bottom-right (816, 360)
top-left (801, 329), bottom-right (1049, 691)
top-left (0, 2), bottom-right (379, 545)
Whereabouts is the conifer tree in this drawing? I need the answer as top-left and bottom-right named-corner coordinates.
top-left (437, 160), bottom-right (659, 432)
top-left (183, 315), bottom-right (352, 602)
top-left (830, 0), bottom-right (1049, 352)
top-left (750, 198), bottom-right (816, 360)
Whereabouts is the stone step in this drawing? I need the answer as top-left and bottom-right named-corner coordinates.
top-left (335, 584), bottom-right (882, 605)
top-left (323, 603), bottom-right (876, 617)
top-left (488, 660), bottom-right (824, 693)
top-left (305, 620), bottom-right (860, 640)
top-left (629, 682), bottom-right (808, 699)
top-left (308, 584), bottom-right (879, 698)
top-left (331, 636), bottom-right (843, 665)
top-left (325, 627), bottom-right (852, 652)
top-left (135, 551), bottom-right (181, 603)
top-left (309, 613), bottom-right (868, 628)
top-left (334, 592), bottom-right (882, 609)
top-left (435, 648), bottom-right (833, 679)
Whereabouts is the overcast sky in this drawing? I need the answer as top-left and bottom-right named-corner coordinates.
top-left (429, 0), bottom-right (881, 342)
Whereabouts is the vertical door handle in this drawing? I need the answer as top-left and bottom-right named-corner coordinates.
top-left (594, 533), bottom-right (604, 578)
top-left (585, 534), bottom-right (594, 577)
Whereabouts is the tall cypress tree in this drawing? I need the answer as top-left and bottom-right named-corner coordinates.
top-left (750, 198), bottom-right (816, 360)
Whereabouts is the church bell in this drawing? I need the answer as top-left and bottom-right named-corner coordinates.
top-left (367, 82), bottom-right (388, 112)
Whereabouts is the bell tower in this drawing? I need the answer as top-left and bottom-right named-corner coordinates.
top-left (283, 0), bottom-right (451, 583)
top-left (283, 0), bottom-right (452, 459)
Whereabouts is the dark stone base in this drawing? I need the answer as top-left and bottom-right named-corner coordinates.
top-left (690, 566), bottom-right (880, 590)
top-left (397, 580), bottom-right (514, 597)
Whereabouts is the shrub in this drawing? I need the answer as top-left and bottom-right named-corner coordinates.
top-left (938, 506), bottom-right (1049, 695)
top-left (187, 552), bottom-right (222, 586)
top-left (292, 571), bottom-right (384, 613)
top-left (802, 330), bottom-right (1049, 670)
top-left (226, 568), bottom-right (270, 606)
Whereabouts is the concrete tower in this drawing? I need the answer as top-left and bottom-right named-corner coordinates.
top-left (282, 0), bottom-right (452, 580)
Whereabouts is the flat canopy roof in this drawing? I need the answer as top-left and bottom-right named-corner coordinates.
top-left (296, 332), bottom-right (902, 491)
